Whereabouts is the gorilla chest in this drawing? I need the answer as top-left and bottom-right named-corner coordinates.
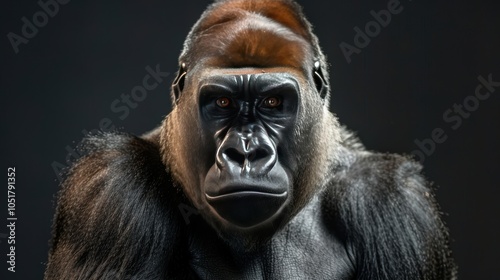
top-left (186, 200), bottom-right (354, 279)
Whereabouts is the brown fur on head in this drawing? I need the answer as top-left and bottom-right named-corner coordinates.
top-left (179, 0), bottom-right (329, 91)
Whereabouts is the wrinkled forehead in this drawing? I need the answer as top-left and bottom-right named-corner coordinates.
top-left (183, 13), bottom-right (314, 74)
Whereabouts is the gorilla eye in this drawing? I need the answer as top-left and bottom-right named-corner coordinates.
top-left (216, 97), bottom-right (232, 108)
top-left (262, 96), bottom-right (282, 108)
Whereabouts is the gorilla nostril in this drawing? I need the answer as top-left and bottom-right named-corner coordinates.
top-left (251, 148), bottom-right (269, 162)
top-left (224, 148), bottom-right (246, 166)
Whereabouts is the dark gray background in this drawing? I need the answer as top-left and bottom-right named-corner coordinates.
top-left (1, 0), bottom-right (499, 279)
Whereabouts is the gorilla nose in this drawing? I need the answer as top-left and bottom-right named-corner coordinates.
top-left (218, 137), bottom-right (276, 174)
top-left (224, 146), bottom-right (270, 166)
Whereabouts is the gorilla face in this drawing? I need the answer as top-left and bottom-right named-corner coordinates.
top-left (161, 0), bottom-right (338, 246)
top-left (200, 72), bottom-right (300, 228)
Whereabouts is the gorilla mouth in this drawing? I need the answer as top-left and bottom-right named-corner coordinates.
top-left (205, 183), bottom-right (286, 197)
top-left (206, 190), bottom-right (288, 228)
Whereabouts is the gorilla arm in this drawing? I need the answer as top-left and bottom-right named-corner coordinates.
top-left (327, 150), bottom-right (457, 279)
top-left (45, 131), bottom-right (192, 280)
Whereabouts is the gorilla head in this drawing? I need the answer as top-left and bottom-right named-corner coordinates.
top-left (161, 0), bottom-right (341, 247)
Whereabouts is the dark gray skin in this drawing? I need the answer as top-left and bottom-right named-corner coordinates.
top-left (45, 0), bottom-right (457, 279)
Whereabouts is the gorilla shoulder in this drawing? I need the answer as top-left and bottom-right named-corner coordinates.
top-left (46, 130), bottom-right (190, 279)
top-left (321, 133), bottom-right (455, 279)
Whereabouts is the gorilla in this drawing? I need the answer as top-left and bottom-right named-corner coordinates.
top-left (46, 0), bottom-right (457, 279)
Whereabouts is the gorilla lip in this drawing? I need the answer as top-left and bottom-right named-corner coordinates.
top-left (205, 191), bottom-right (288, 228)
top-left (205, 190), bottom-right (287, 200)
top-left (205, 182), bottom-right (287, 197)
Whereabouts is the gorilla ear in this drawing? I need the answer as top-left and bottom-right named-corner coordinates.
top-left (172, 62), bottom-right (187, 104)
top-left (313, 61), bottom-right (328, 99)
